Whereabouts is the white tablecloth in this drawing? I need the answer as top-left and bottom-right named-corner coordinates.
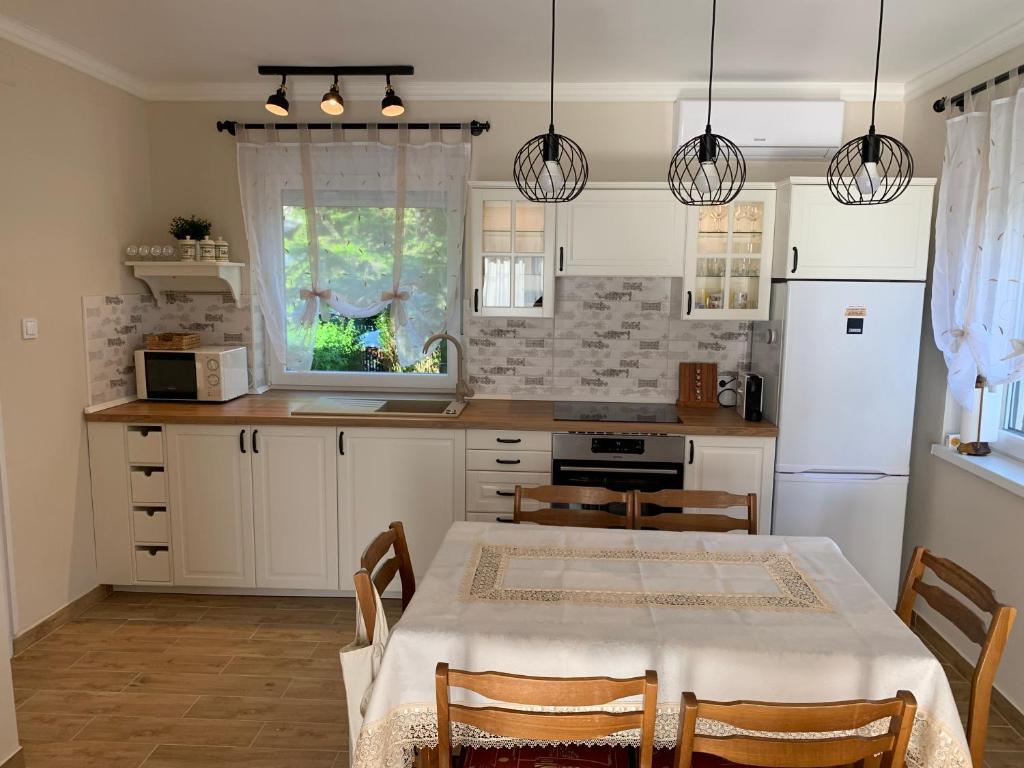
top-left (353, 523), bottom-right (970, 768)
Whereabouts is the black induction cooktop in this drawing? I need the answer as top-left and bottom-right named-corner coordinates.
top-left (552, 401), bottom-right (681, 424)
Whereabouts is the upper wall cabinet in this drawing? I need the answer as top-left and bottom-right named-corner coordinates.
top-left (772, 177), bottom-right (936, 281)
top-left (555, 185), bottom-right (687, 277)
top-left (681, 186), bottom-right (776, 321)
top-left (468, 184), bottom-right (556, 318)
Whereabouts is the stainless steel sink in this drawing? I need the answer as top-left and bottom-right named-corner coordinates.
top-left (291, 397), bottom-right (465, 417)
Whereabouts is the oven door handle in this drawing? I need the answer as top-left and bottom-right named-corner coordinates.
top-left (555, 465), bottom-right (680, 475)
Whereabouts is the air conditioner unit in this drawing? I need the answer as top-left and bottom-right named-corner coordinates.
top-left (677, 100), bottom-right (845, 160)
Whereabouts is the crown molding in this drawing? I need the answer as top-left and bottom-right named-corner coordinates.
top-left (903, 15), bottom-right (1024, 103)
top-left (0, 14), bottom-right (148, 98)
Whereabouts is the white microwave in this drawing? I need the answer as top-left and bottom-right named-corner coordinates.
top-left (135, 346), bottom-right (248, 402)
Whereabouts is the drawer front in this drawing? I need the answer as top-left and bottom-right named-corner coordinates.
top-left (129, 468), bottom-right (167, 504)
top-left (466, 470), bottom-right (551, 513)
top-left (467, 430), bottom-right (552, 452)
top-left (126, 425), bottom-right (164, 464)
top-left (466, 511), bottom-right (514, 523)
top-left (134, 546), bottom-right (171, 583)
top-left (466, 450), bottom-right (550, 473)
top-left (132, 508), bottom-right (170, 544)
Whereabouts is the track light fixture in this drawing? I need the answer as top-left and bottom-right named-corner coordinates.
top-left (381, 75), bottom-right (405, 117)
top-left (320, 75), bottom-right (345, 116)
top-left (265, 76), bottom-right (289, 117)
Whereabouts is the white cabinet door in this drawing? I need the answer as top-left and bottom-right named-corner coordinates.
top-left (339, 429), bottom-right (465, 593)
top-left (251, 426), bottom-right (339, 590)
top-left (166, 424), bottom-right (256, 587)
top-left (775, 181), bottom-right (934, 280)
top-left (468, 186), bottom-right (556, 318)
top-left (683, 436), bottom-right (776, 534)
top-left (683, 188), bottom-right (776, 320)
top-left (556, 187), bottom-right (686, 276)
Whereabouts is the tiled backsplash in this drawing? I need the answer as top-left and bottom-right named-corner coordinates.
top-left (464, 277), bottom-right (751, 402)
top-left (83, 292), bottom-right (260, 407)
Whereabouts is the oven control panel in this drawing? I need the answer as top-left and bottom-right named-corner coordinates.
top-left (591, 437), bottom-right (645, 455)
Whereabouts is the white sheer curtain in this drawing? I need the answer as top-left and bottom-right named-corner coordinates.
top-left (932, 81), bottom-right (1024, 407)
top-left (237, 125), bottom-right (470, 371)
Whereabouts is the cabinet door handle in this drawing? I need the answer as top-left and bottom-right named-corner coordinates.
top-left (252, 429), bottom-right (259, 454)
top-left (791, 247), bottom-right (799, 274)
top-left (338, 431), bottom-right (345, 456)
top-left (559, 246), bottom-right (564, 272)
top-left (688, 439), bottom-right (694, 465)
top-left (496, 458), bottom-right (521, 465)
top-left (686, 290), bottom-right (693, 316)
top-left (473, 288), bottom-right (479, 313)
top-left (496, 437), bottom-right (521, 444)
top-left (239, 429), bottom-right (247, 454)
top-left (495, 490), bottom-right (515, 497)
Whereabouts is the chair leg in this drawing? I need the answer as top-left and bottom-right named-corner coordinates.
top-left (418, 746), bottom-right (439, 768)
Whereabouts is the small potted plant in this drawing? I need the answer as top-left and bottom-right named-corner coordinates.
top-left (169, 215), bottom-right (212, 261)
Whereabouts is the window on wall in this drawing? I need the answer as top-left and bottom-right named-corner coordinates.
top-left (996, 279), bottom-right (1024, 462)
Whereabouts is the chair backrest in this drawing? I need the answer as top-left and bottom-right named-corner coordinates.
top-left (513, 485), bottom-right (635, 529)
top-left (674, 691), bottom-right (917, 768)
top-left (633, 489), bottom-right (757, 534)
top-left (352, 521), bottom-right (415, 643)
top-left (896, 546), bottom-right (1017, 767)
top-left (435, 663), bottom-right (658, 768)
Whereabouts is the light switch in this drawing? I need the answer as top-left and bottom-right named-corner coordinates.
top-left (21, 318), bottom-right (38, 340)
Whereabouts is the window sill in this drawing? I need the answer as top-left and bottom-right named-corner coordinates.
top-left (930, 444), bottom-right (1024, 499)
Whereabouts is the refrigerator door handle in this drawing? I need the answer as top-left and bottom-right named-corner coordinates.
top-left (781, 471), bottom-right (893, 482)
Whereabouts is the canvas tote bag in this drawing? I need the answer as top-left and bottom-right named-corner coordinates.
top-left (341, 584), bottom-right (390, 767)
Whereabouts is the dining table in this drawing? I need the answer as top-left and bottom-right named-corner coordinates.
top-left (352, 522), bottom-right (971, 768)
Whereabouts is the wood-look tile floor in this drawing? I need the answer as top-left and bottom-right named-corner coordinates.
top-left (12, 591), bottom-right (1024, 767)
top-left (13, 591), bottom-right (401, 768)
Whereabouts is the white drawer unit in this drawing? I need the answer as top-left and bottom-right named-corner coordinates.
top-left (132, 507), bottom-right (170, 544)
top-left (126, 425), bottom-right (164, 464)
top-left (466, 470), bottom-right (552, 514)
top-left (467, 430), bottom-right (552, 452)
top-left (129, 467), bottom-right (167, 505)
top-left (466, 450), bottom-right (551, 473)
top-left (134, 546), bottom-right (171, 583)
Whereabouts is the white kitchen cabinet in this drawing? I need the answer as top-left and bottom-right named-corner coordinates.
top-left (772, 177), bottom-right (936, 281)
top-left (683, 435), bottom-right (776, 535)
top-left (166, 424), bottom-right (256, 587)
top-left (682, 187), bottom-right (776, 320)
top-left (468, 184), bottom-right (556, 318)
top-left (251, 426), bottom-right (339, 590)
top-left (339, 428), bottom-right (465, 592)
top-left (556, 185), bottom-right (687, 276)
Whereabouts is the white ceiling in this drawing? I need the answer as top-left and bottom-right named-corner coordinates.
top-left (1, 0), bottom-right (1023, 102)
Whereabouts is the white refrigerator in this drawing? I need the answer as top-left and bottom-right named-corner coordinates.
top-left (751, 280), bottom-right (924, 606)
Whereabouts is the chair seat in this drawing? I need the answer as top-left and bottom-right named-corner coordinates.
top-left (462, 745), bottom-right (634, 768)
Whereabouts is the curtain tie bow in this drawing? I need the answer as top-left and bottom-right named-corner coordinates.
top-left (380, 289), bottom-right (409, 302)
top-left (299, 287), bottom-right (333, 301)
top-left (381, 289), bottom-right (411, 328)
top-left (296, 286), bottom-right (333, 327)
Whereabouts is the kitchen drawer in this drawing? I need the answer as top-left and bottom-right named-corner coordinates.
top-left (467, 470), bottom-right (551, 513)
top-left (126, 425), bottom-right (164, 464)
top-left (466, 450), bottom-right (550, 473)
top-left (134, 546), bottom-right (171, 583)
top-left (466, 512), bottom-right (515, 523)
top-left (467, 430), bottom-right (552, 452)
top-left (132, 507), bottom-right (169, 544)
top-left (129, 468), bottom-right (166, 504)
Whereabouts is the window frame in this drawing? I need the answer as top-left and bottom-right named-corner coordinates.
top-left (995, 382), bottom-right (1024, 462)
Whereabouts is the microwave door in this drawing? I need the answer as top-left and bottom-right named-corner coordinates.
top-left (144, 352), bottom-right (199, 400)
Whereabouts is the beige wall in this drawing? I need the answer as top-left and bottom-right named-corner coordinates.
top-left (903, 43), bottom-right (1024, 712)
top-left (0, 40), bottom-right (152, 634)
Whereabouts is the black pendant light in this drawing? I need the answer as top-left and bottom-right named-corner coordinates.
top-left (513, 0), bottom-right (588, 203)
top-left (668, 0), bottom-right (745, 206)
top-left (320, 75), bottom-right (345, 116)
top-left (265, 76), bottom-right (289, 117)
top-left (381, 75), bottom-right (405, 117)
top-left (827, 0), bottom-right (913, 205)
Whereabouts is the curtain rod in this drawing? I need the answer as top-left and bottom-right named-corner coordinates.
top-left (216, 120), bottom-right (490, 136)
top-left (933, 64), bottom-right (1024, 113)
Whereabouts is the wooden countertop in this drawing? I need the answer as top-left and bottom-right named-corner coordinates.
top-left (85, 392), bottom-right (778, 437)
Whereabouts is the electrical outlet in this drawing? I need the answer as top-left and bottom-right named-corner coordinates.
top-left (21, 318), bottom-right (38, 340)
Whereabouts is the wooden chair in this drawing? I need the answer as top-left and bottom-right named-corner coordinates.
top-left (633, 489), bottom-right (757, 534)
top-left (896, 546), bottom-right (1017, 767)
top-left (352, 521), bottom-right (415, 643)
top-left (673, 691), bottom-right (917, 768)
top-left (435, 663), bottom-right (658, 768)
top-left (513, 485), bottom-right (635, 529)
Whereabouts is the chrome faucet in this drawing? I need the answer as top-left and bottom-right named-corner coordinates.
top-left (423, 332), bottom-right (474, 403)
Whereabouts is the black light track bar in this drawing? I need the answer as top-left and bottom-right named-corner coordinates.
top-left (257, 65), bottom-right (414, 77)
top-left (934, 64), bottom-right (1024, 113)
top-left (216, 120), bottom-right (491, 137)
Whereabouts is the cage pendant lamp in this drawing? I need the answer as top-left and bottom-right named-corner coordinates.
top-left (513, 0), bottom-right (588, 203)
top-left (827, 0), bottom-right (913, 205)
top-left (668, 0), bottom-right (745, 206)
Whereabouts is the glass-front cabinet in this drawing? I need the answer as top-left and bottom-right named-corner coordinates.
top-left (468, 185), bottom-right (556, 317)
top-left (682, 187), bottom-right (776, 320)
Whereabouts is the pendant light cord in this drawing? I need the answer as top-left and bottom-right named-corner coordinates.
top-left (870, 0), bottom-right (884, 129)
top-left (549, 0), bottom-right (556, 130)
top-left (706, 0), bottom-right (717, 130)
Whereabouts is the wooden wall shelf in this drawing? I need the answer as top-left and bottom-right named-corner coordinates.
top-left (125, 261), bottom-right (244, 307)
